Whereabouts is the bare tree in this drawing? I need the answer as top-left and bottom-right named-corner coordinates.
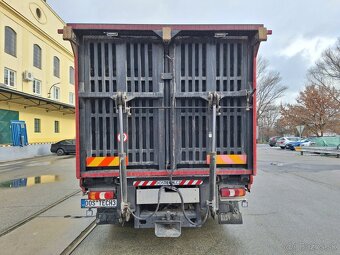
top-left (258, 105), bottom-right (281, 141)
top-left (311, 38), bottom-right (340, 80)
top-left (256, 56), bottom-right (287, 122)
top-left (308, 38), bottom-right (340, 103)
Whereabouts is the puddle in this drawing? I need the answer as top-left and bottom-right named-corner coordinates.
top-left (270, 162), bottom-right (284, 166)
top-left (27, 162), bottom-right (51, 167)
top-left (0, 175), bottom-right (59, 188)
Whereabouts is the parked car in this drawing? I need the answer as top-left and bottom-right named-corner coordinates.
top-left (285, 139), bottom-right (313, 150)
top-left (50, 139), bottom-right (76, 156)
top-left (269, 136), bottom-right (281, 147)
top-left (276, 137), bottom-right (300, 149)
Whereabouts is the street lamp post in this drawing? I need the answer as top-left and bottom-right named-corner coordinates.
top-left (47, 82), bottom-right (60, 98)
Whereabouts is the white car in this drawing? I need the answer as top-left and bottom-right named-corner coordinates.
top-left (276, 137), bottom-right (300, 149)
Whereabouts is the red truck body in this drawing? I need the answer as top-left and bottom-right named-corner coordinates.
top-left (61, 24), bottom-right (269, 237)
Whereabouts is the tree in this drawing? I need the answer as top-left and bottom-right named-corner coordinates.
top-left (280, 85), bottom-right (340, 137)
top-left (256, 56), bottom-right (287, 122)
top-left (258, 105), bottom-right (281, 141)
top-left (256, 56), bottom-right (287, 141)
top-left (308, 38), bottom-right (340, 104)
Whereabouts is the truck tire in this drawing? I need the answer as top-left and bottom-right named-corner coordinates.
top-left (56, 148), bottom-right (65, 156)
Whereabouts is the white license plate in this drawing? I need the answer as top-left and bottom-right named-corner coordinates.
top-left (81, 199), bottom-right (117, 208)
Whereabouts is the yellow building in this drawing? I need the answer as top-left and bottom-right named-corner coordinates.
top-left (0, 0), bottom-right (75, 144)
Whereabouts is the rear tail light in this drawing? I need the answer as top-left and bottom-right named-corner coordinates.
top-left (220, 188), bottom-right (246, 197)
top-left (88, 191), bottom-right (115, 200)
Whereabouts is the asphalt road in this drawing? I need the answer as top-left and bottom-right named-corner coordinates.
top-left (0, 155), bottom-right (79, 233)
top-left (72, 146), bottom-right (340, 255)
top-left (0, 146), bottom-right (339, 255)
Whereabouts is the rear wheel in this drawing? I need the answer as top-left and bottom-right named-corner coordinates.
top-left (56, 148), bottom-right (65, 156)
top-left (280, 146), bottom-right (285, 149)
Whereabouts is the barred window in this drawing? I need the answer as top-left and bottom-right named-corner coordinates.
top-left (33, 79), bottom-right (41, 95)
top-left (69, 92), bottom-right (74, 104)
top-left (4, 26), bottom-right (16, 57)
top-left (34, 118), bottom-right (41, 133)
top-left (53, 86), bottom-right (60, 100)
top-left (69, 66), bottom-right (74, 84)
top-left (33, 44), bottom-right (42, 69)
top-left (53, 56), bottom-right (60, 77)
top-left (54, 121), bottom-right (60, 133)
top-left (4, 68), bottom-right (16, 87)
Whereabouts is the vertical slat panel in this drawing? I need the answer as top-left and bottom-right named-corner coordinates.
top-left (137, 43), bottom-right (142, 92)
top-left (130, 43), bottom-right (135, 91)
top-left (145, 101), bottom-right (150, 161)
top-left (93, 42), bottom-right (99, 92)
top-left (108, 43), bottom-right (113, 93)
top-left (184, 44), bottom-right (189, 92)
top-left (102, 98), bottom-right (107, 155)
top-left (206, 43), bottom-right (216, 91)
top-left (198, 43), bottom-right (203, 92)
top-left (109, 99), bottom-right (115, 156)
top-left (144, 44), bottom-right (150, 92)
top-left (94, 99), bottom-right (100, 155)
top-left (219, 43), bottom-right (223, 91)
top-left (116, 43), bottom-right (127, 91)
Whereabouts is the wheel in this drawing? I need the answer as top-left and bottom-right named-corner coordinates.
top-left (56, 148), bottom-right (65, 156)
top-left (269, 144), bottom-right (274, 147)
top-left (280, 146), bottom-right (285, 149)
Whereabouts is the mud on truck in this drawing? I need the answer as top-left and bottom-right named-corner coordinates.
top-left (60, 24), bottom-right (270, 237)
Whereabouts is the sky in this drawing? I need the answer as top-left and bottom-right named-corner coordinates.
top-left (47, 0), bottom-right (340, 103)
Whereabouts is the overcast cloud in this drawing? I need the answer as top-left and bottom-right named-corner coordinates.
top-left (48, 0), bottom-right (340, 103)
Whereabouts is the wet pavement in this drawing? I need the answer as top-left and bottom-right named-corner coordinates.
top-left (0, 147), bottom-right (339, 254)
top-left (0, 155), bottom-right (79, 233)
top-left (72, 146), bottom-right (340, 255)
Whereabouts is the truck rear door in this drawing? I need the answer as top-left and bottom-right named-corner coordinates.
top-left (76, 28), bottom-right (254, 177)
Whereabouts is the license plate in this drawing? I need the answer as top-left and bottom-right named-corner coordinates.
top-left (81, 199), bottom-right (117, 208)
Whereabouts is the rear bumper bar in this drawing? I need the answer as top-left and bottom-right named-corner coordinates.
top-left (80, 169), bottom-right (252, 178)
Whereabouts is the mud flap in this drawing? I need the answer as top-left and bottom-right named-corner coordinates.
top-left (218, 210), bottom-right (243, 224)
top-left (155, 221), bottom-right (181, 237)
top-left (96, 208), bottom-right (120, 225)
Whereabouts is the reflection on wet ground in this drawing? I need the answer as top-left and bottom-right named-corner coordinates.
top-left (0, 175), bottom-right (59, 188)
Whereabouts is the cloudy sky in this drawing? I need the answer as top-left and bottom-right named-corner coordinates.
top-left (48, 0), bottom-right (340, 103)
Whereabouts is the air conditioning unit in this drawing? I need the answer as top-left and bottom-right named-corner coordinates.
top-left (23, 71), bottom-right (34, 81)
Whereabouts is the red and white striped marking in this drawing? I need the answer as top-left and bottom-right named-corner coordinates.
top-left (133, 179), bottom-right (203, 187)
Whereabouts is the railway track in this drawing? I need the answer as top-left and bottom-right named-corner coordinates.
top-left (60, 220), bottom-right (97, 255)
top-left (0, 189), bottom-right (81, 237)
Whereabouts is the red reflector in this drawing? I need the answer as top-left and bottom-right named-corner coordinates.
top-left (88, 191), bottom-right (114, 200)
top-left (220, 188), bottom-right (246, 197)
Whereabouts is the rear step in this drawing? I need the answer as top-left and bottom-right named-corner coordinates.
top-left (155, 221), bottom-right (181, 237)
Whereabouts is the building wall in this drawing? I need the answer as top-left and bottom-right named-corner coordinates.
top-left (0, 102), bottom-right (75, 143)
top-left (0, 0), bottom-right (75, 144)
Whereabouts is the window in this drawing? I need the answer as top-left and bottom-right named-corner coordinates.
top-left (33, 44), bottom-right (42, 69)
top-left (33, 79), bottom-right (41, 95)
top-left (36, 8), bottom-right (42, 19)
top-left (4, 68), bottom-right (16, 87)
top-left (53, 56), bottom-right (60, 77)
top-left (69, 66), bottom-right (75, 84)
top-left (69, 92), bottom-right (74, 104)
top-left (4, 26), bottom-right (16, 56)
top-left (54, 121), bottom-right (60, 133)
top-left (53, 86), bottom-right (60, 100)
top-left (34, 118), bottom-right (41, 133)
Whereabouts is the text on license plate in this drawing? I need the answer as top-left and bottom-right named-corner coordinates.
top-left (81, 199), bottom-right (117, 208)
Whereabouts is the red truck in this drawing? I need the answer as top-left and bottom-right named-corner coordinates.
top-left (61, 24), bottom-right (269, 237)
